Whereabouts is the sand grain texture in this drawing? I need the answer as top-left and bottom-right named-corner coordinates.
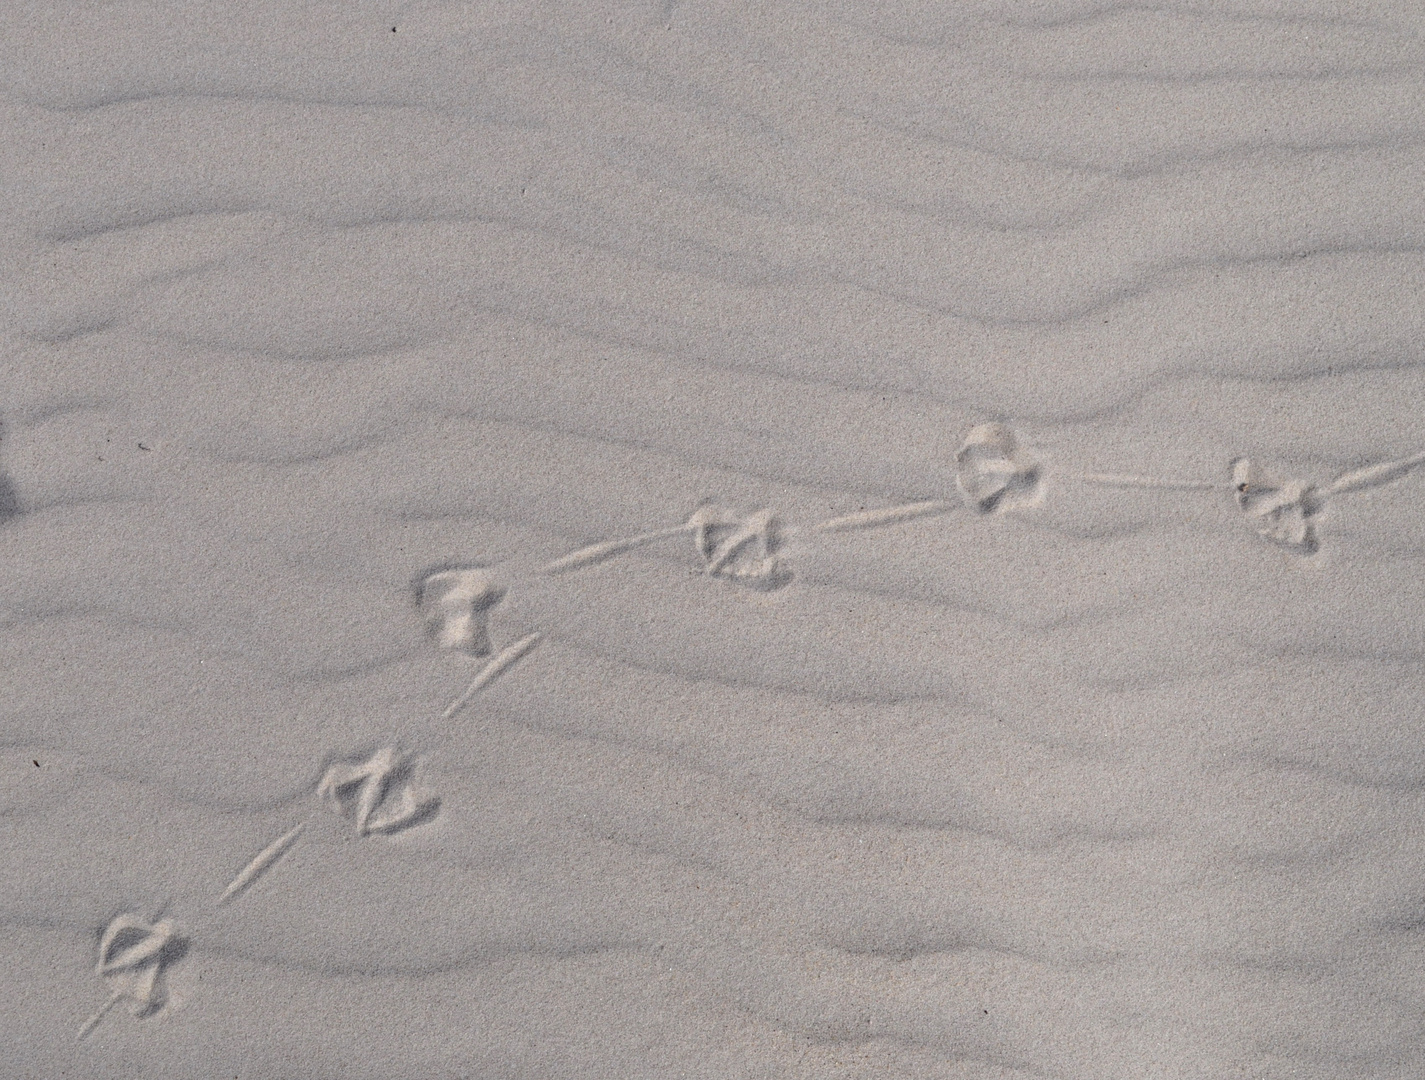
top-left (4, 3), bottom-right (1425, 1078)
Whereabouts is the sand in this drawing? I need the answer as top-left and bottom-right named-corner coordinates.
top-left (4, 3), bottom-right (1425, 1077)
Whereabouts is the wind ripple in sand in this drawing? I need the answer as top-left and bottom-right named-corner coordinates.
top-left (6, 7), bottom-right (1425, 1079)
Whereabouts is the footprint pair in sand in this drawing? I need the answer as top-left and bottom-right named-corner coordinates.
top-left (528, 423), bottom-right (1046, 590)
top-left (84, 752), bottom-right (438, 1042)
top-left (193, 574), bottom-right (544, 978)
top-left (79, 749), bottom-right (445, 1036)
top-left (211, 570), bottom-right (548, 914)
top-left (537, 424), bottom-right (1044, 580)
top-left (82, 748), bottom-right (443, 1036)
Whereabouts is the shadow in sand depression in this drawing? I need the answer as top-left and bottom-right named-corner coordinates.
top-left (0, 418), bottom-right (19, 523)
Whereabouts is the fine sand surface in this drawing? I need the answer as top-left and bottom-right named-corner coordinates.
top-left (4, 3), bottom-right (1425, 1078)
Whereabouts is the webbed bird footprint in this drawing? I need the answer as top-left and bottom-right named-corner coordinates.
top-left (416, 567), bottom-right (505, 655)
top-left (542, 505), bottom-right (792, 588)
top-left (688, 504), bottom-right (790, 589)
top-left (219, 749), bottom-right (441, 905)
top-left (78, 913), bottom-right (188, 1038)
top-left (955, 423), bottom-right (1042, 514)
top-left (1231, 458), bottom-right (1321, 555)
top-left (318, 747), bottom-right (440, 836)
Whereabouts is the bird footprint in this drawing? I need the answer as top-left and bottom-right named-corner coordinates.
top-left (78, 914), bottom-right (188, 1038)
top-left (318, 748), bottom-right (440, 836)
top-left (955, 423), bottom-right (1042, 513)
top-left (416, 567), bottom-right (505, 655)
top-left (688, 504), bottom-right (790, 588)
top-left (1231, 459), bottom-right (1322, 555)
